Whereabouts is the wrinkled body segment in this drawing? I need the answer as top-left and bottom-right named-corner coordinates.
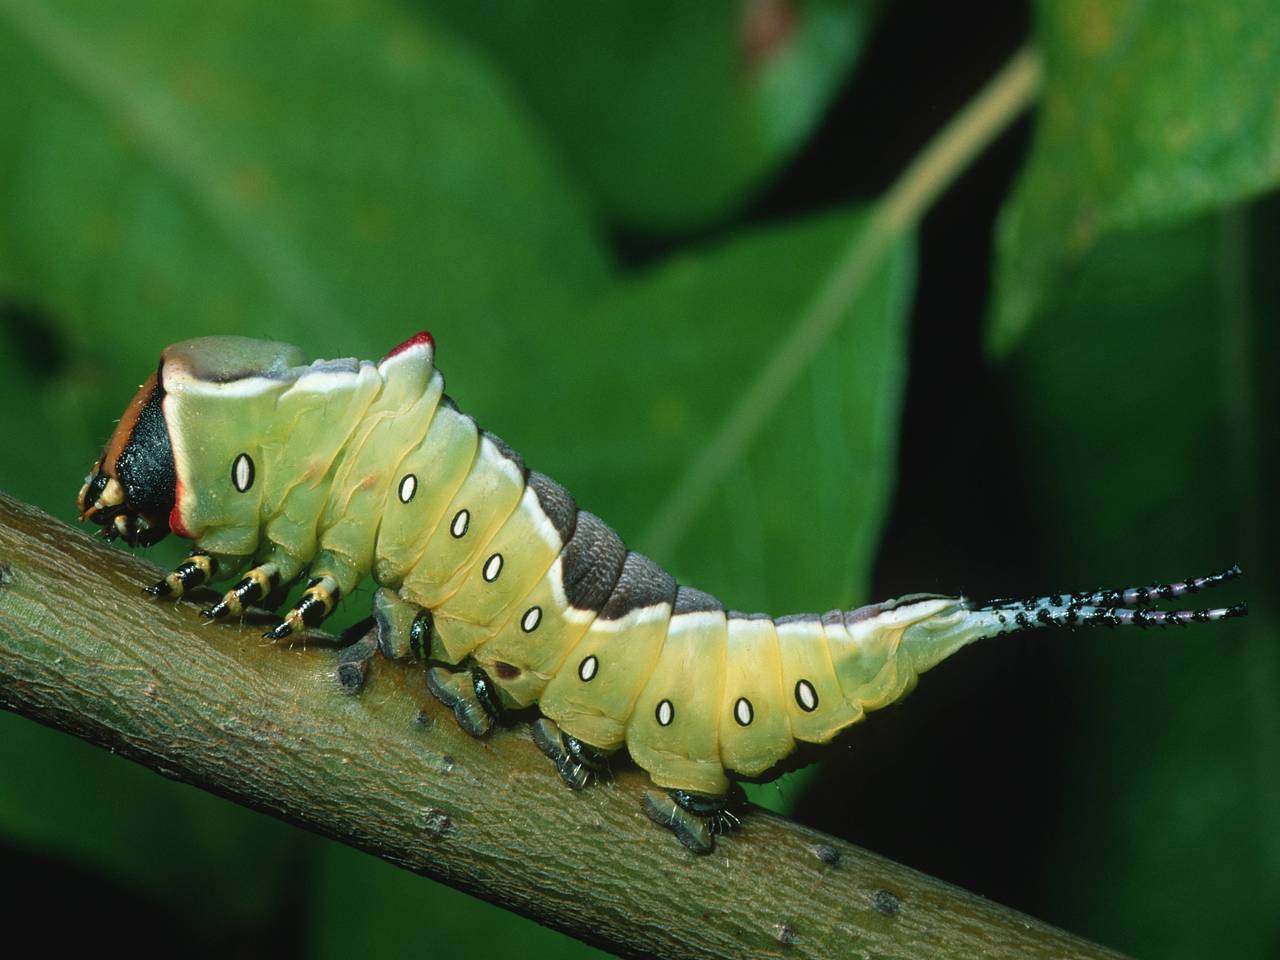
top-left (78, 334), bottom-right (1248, 851)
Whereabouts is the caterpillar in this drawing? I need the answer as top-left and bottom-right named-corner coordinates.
top-left (77, 333), bottom-right (1249, 853)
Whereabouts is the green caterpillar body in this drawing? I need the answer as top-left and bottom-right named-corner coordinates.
top-left (77, 333), bottom-right (1248, 850)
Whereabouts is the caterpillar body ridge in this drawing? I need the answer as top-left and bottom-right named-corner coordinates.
top-left (77, 333), bottom-right (1249, 853)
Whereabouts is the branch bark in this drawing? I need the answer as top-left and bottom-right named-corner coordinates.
top-left (0, 491), bottom-right (1125, 960)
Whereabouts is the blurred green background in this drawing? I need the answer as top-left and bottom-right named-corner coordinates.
top-left (0, 1), bottom-right (1276, 957)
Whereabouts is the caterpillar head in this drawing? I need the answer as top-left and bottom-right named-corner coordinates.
top-left (79, 334), bottom-right (433, 551)
top-left (78, 369), bottom-right (177, 547)
top-left (78, 335), bottom-right (314, 548)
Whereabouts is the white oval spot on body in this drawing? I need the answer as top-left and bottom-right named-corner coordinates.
top-left (482, 553), bottom-right (503, 582)
top-left (655, 699), bottom-right (674, 727)
top-left (578, 655), bottom-right (598, 682)
top-left (520, 606), bottom-right (542, 633)
top-left (734, 697), bottom-right (754, 727)
top-left (398, 474), bottom-right (417, 503)
top-left (450, 509), bottom-right (469, 538)
top-left (795, 679), bottom-right (819, 712)
top-left (232, 453), bottom-right (255, 493)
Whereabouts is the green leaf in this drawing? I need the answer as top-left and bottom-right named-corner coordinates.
top-left (1009, 211), bottom-right (1280, 959)
top-left (0, 712), bottom-right (305, 925)
top-left (310, 843), bottom-right (606, 960)
top-left (0, 310), bottom-right (97, 512)
top-left (497, 207), bottom-right (914, 617)
top-left (990, 0), bottom-right (1280, 352)
top-left (416, 0), bottom-right (874, 231)
top-left (0, 0), bottom-right (608, 379)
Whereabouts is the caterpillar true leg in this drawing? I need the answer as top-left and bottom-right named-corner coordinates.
top-left (199, 546), bottom-right (310, 621)
top-left (202, 562), bottom-right (282, 620)
top-left (145, 552), bottom-right (217, 598)
top-left (531, 718), bottom-right (614, 790)
top-left (268, 546), bottom-right (381, 642)
top-left (426, 665), bottom-right (503, 738)
top-left (641, 788), bottom-right (744, 856)
top-left (264, 574), bottom-right (342, 641)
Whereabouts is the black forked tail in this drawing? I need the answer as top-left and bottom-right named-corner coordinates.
top-left (972, 565), bottom-right (1248, 631)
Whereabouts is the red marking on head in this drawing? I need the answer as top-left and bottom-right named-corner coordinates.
top-left (384, 331), bottom-right (435, 360)
top-left (168, 480), bottom-right (193, 539)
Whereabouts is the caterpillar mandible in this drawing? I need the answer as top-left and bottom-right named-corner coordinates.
top-left (77, 333), bottom-right (1248, 853)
